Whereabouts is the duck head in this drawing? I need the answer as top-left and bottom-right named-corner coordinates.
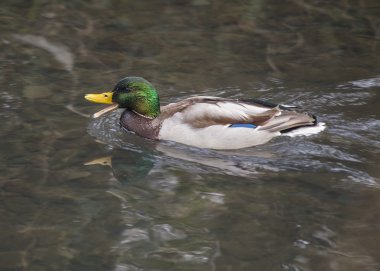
top-left (85, 77), bottom-right (160, 118)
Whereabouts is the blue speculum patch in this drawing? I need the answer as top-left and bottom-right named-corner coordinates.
top-left (229, 123), bottom-right (257, 128)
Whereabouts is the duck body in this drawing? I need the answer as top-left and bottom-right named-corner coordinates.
top-left (85, 77), bottom-right (325, 150)
top-left (120, 96), bottom-right (322, 150)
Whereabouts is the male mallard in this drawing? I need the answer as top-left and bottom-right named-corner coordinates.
top-left (85, 77), bottom-right (325, 150)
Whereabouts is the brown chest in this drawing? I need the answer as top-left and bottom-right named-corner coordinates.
top-left (119, 110), bottom-right (161, 140)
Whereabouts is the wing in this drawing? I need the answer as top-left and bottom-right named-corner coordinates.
top-left (159, 96), bottom-right (281, 128)
top-left (256, 111), bottom-right (316, 133)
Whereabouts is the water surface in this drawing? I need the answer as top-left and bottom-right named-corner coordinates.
top-left (0, 1), bottom-right (380, 270)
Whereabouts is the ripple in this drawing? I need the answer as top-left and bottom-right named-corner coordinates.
top-left (309, 91), bottom-right (372, 107)
top-left (151, 224), bottom-right (187, 243)
top-left (121, 228), bottom-right (149, 244)
top-left (349, 76), bottom-right (380, 88)
top-left (87, 109), bottom-right (151, 152)
top-left (0, 91), bottom-right (22, 134)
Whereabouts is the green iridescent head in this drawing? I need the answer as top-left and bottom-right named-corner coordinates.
top-left (85, 77), bottom-right (160, 118)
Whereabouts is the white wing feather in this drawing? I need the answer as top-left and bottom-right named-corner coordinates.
top-left (181, 100), bottom-right (278, 123)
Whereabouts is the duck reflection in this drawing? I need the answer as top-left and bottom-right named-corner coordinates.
top-left (85, 146), bottom-right (225, 271)
top-left (83, 145), bottom-right (364, 271)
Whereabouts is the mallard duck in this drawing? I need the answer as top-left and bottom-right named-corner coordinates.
top-left (85, 77), bottom-right (325, 150)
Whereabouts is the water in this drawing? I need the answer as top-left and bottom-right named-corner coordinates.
top-left (1, 1), bottom-right (380, 270)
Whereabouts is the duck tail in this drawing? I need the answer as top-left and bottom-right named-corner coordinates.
top-left (279, 114), bottom-right (318, 134)
top-left (280, 114), bottom-right (326, 137)
top-left (257, 111), bottom-right (325, 137)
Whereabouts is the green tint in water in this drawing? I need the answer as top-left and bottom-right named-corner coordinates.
top-left (0, 0), bottom-right (380, 270)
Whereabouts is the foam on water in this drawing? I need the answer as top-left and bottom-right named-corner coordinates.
top-left (282, 122), bottom-right (326, 137)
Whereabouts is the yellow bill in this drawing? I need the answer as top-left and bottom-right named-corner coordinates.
top-left (84, 92), bottom-right (118, 118)
top-left (85, 92), bottom-right (113, 104)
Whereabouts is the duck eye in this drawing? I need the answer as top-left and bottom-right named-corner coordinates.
top-left (104, 94), bottom-right (108, 97)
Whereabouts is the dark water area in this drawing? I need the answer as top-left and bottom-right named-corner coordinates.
top-left (0, 1), bottom-right (380, 270)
